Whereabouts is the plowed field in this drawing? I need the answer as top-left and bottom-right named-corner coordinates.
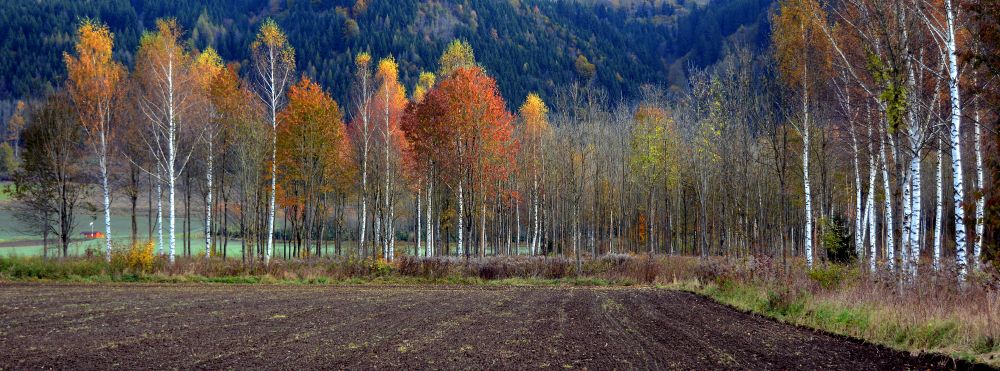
top-left (0, 283), bottom-right (952, 369)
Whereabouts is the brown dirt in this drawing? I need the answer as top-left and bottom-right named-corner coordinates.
top-left (0, 283), bottom-right (960, 370)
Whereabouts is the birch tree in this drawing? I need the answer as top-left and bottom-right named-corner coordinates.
top-left (349, 53), bottom-right (375, 257)
top-left (374, 57), bottom-right (407, 260)
top-left (518, 93), bottom-right (549, 255)
top-left (135, 19), bottom-right (200, 263)
top-left (918, 0), bottom-right (970, 279)
top-left (64, 19), bottom-right (124, 262)
top-left (773, 0), bottom-right (829, 268)
top-left (251, 18), bottom-right (295, 265)
top-left (192, 48), bottom-right (223, 258)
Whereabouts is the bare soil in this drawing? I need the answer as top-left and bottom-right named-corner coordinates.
top-left (0, 283), bottom-right (959, 370)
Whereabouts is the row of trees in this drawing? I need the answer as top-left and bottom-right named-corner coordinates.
top-left (771, 0), bottom-right (999, 282)
top-left (6, 4), bottom-right (998, 283)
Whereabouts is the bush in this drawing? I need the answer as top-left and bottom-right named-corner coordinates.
top-left (368, 258), bottom-right (392, 277)
top-left (821, 216), bottom-right (855, 264)
top-left (126, 241), bottom-right (155, 274)
top-left (808, 264), bottom-right (853, 290)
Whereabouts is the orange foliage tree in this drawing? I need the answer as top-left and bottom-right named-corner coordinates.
top-left (64, 18), bottom-right (124, 261)
top-left (276, 77), bottom-right (350, 257)
top-left (402, 65), bottom-right (515, 256)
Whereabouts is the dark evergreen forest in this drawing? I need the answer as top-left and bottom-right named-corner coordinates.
top-left (0, 0), bottom-right (771, 107)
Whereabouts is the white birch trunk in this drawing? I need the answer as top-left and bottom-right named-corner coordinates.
top-left (802, 81), bottom-right (814, 268)
top-left (867, 124), bottom-right (877, 271)
top-left (265, 49), bottom-right (278, 265)
top-left (426, 171), bottom-right (433, 256)
top-left (944, 0), bottom-right (969, 280)
top-left (157, 167), bottom-right (164, 256)
top-left (974, 110), bottom-right (984, 270)
top-left (851, 122), bottom-right (864, 258)
top-left (384, 88), bottom-right (394, 261)
top-left (901, 159), bottom-right (913, 274)
top-left (481, 195), bottom-right (486, 257)
top-left (360, 160), bottom-right (368, 255)
top-left (389, 201), bottom-right (395, 259)
top-left (863, 189), bottom-right (874, 270)
top-left (934, 136), bottom-right (944, 271)
top-left (907, 147), bottom-right (922, 278)
top-left (532, 176), bottom-right (539, 255)
top-left (881, 135), bottom-right (895, 271)
top-left (167, 57), bottom-right (177, 264)
top-left (374, 197), bottom-right (382, 257)
top-left (205, 138), bottom-right (213, 259)
top-left (357, 70), bottom-right (371, 257)
top-left (100, 130), bottom-right (113, 261)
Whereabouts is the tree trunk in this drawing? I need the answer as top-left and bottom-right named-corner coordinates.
top-left (944, 0), bottom-right (969, 280)
top-left (880, 130), bottom-right (895, 271)
top-left (934, 136), bottom-right (945, 271)
top-left (205, 138), bottom-right (213, 258)
top-left (100, 131), bottom-right (112, 262)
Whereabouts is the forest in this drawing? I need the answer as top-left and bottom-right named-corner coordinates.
top-left (0, 0), bottom-right (997, 286)
top-left (0, 0), bottom-right (772, 109)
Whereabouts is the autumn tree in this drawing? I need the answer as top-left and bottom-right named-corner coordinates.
top-left (192, 47), bottom-right (224, 258)
top-left (630, 102), bottom-right (679, 253)
top-left (213, 65), bottom-right (270, 262)
top-left (439, 66), bottom-right (515, 256)
top-left (64, 18), bottom-right (124, 262)
top-left (276, 77), bottom-right (349, 257)
top-left (772, 0), bottom-right (829, 268)
top-left (437, 40), bottom-right (476, 78)
top-left (412, 72), bottom-right (436, 103)
top-left (5, 100), bottom-right (25, 161)
top-left (372, 56), bottom-right (408, 260)
top-left (134, 19), bottom-right (199, 262)
top-left (251, 18), bottom-right (295, 265)
top-left (518, 93), bottom-right (549, 255)
top-left (349, 52), bottom-right (375, 257)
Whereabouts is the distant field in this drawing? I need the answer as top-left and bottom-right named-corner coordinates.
top-left (0, 207), bottom-right (214, 256)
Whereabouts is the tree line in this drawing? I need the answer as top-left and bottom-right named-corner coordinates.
top-left (4, 0), bottom-right (999, 284)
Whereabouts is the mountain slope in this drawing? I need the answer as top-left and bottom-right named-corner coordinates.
top-left (0, 0), bottom-right (771, 107)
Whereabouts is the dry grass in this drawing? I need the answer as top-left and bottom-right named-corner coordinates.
top-left (666, 256), bottom-right (1000, 366)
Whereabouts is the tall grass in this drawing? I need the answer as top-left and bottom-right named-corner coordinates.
top-left (670, 256), bottom-right (1000, 366)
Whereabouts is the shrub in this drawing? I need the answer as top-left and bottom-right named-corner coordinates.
top-left (808, 264), bottom-right (854, 290)
top-left (368, 258), bottom-right (392, 277)
top-left (126, 241), bottom-right (155, 274)
top-left (821, 216), bottom-right (855, 264)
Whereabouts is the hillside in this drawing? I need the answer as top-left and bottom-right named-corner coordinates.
top-left (0, 0), bottom-right (771, 109)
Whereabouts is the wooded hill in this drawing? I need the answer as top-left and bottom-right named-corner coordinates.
top-left (0, 0), bottom-right (771, 107)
